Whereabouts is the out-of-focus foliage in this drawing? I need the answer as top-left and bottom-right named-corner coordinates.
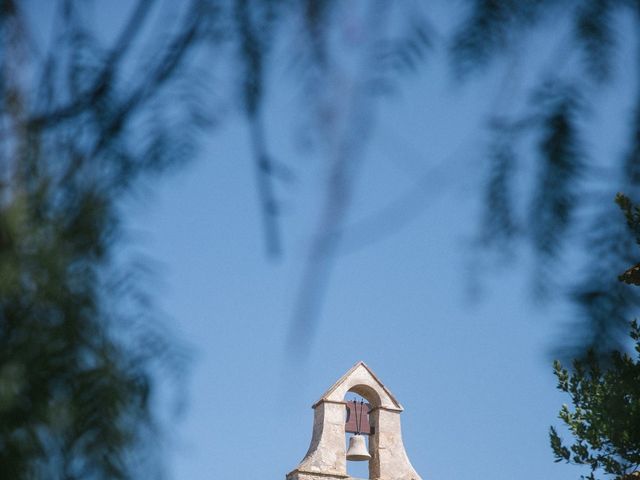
top-left (0, 0), bottom-right (213, 477)
top-left (549, 320), bottom-right (640, 480)
top-left (450, 0), bottom-right (640, 359)
top-left (530, 85), bottom-right (584, 284)
top-left (212, 0), bottom-right (640, 360)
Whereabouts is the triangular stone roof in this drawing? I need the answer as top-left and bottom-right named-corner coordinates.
top-left (313, 361), bottom-right (403, 411)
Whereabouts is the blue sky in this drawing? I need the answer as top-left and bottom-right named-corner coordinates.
top-left (131, 109), bottom-right (577, 480)
top-left (24, 1), bottom-right (637, 478)
top-left (121, 22), bottom-right (602, 478)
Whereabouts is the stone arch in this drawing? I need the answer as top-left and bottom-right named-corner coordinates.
top-left (347, 383), bottom-right (380, 411)
top-left (314, 361), bottom-right (402, 411)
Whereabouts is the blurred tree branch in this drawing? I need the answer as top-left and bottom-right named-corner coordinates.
top-left (0, 1), bottom-right (213, 477)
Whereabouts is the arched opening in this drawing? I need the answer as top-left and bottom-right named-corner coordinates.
top-left (345, 390), bottom-right (374, 479)
top-left (347, 383), bottom-right (382, 408)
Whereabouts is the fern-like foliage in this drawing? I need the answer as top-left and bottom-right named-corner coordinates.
top-left (450, 0), bottom-right (640, 357)
top-left (550, 321), bottom-right (640, 480)
top-left (529, 84), bottom-right (584, 297)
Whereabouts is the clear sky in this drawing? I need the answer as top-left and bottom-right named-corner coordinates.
top-left (31, 1), bottom-right (634, 479)
top-left (120, 15), bottom-right (620, 478)
top-left (131, 107), bottom-right (577, 480)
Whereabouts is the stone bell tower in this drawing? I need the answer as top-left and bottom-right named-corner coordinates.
top-left (286, 361), bottom-right (422, 480)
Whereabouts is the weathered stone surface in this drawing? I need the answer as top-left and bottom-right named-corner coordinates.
top-left (286, 361), bottom-right (422, 480)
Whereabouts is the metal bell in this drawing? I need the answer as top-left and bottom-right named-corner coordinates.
top-left (346, 434), bottom-right (371, 461)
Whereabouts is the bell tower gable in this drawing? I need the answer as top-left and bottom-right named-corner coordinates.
top-left (314, 361), bottom-right (403, 412)
top-left (287, 361), bottom-right (423, 480)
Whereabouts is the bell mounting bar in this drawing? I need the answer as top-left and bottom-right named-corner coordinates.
top-left (345, 400), bottom-right (372, 435)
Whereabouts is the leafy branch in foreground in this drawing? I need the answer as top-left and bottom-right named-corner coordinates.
top-left (616, 193), bottom-right (640, 285)
top-left (550, 320), bottom-right (640, 480)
